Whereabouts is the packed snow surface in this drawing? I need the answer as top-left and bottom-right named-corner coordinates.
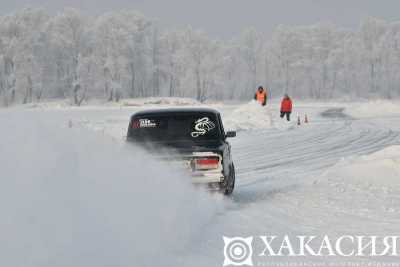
top-left (305, 145), bottom-right (400, 221)
top-left (323, 145), bottom-right (400, 187)
top-left (344, 100), bottom-right (400, 118)
top-left (1, 98), bottom-right (400, 266)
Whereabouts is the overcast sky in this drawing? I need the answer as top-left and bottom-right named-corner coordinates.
top-left (1, 0), bottom-right (400, 39)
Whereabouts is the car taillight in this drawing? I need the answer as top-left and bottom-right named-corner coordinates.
top-left (195, 157), bottom-right (220, 170)
top-left (132, 120), bottom-right (140, 129)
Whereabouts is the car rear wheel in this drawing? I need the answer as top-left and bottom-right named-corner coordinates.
top-left (223, 165), bottom-right (235, 195)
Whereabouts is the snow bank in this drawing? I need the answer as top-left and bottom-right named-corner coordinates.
top-left (322, 145), bottom-right (400, 188)
top-left (344, 100), bottom-right (400, 118)
top-left (311, 145), bottom-right (400, 216)
top-left (23, 99), bottom-right (73, 109)
top-left (122, 97), bottom-right (200, 106)
top-left (223, 100), bottom-right (273, 131)
top-left (0, 111), bottom-right (224, 267)
top-left (19, 97), bottom-right (201, 109)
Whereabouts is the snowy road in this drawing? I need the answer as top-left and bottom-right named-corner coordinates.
top-left (1, 101), bottom-right (400, 266)
top-left (234, 108), bottom-right (400, 194)
top-left (230, 107), bottom-right (400, 223)
top-left (192, 103), bottom-right (400, 265)
top-left (70, 101), bottom-right (400, 265)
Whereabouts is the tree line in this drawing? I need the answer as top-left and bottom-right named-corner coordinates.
top-left (1, 8), bottom-right (399, 106)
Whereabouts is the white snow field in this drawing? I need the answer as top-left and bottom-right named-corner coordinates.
top-left (1, 99), bottom-right (400, 266)
top-left (344, 100), bottom-right (400, 119)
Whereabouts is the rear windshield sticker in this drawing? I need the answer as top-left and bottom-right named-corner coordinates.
top-left (191, 117), bottom-right (216, 138)
top-left (132, 119), bottom-right (157, 128)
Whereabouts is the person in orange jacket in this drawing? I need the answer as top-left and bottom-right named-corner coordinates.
top-left (254, 86), bottom-right (267, 106)
top-left (280, 94), bottom-right (293, 121)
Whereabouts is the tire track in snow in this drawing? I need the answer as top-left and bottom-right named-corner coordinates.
top-left (231, 109), bottom-right (400, 193)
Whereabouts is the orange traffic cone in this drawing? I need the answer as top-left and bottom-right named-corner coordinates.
top-left (297, 114), bottom-right (301, 126)
top-left (305, 114), bottom-right (309, 123)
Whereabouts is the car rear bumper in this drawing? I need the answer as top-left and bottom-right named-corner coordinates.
top-left (155, 151), bottom-right (225, 184)
top-left (191, 170), bottom-right (224, 184)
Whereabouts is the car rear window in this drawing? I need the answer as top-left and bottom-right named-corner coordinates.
top-left (128, 113), bottom-right (221, 142)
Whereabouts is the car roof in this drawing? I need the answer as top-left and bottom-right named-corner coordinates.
top-left (131, 107), bottom-right (220, 118)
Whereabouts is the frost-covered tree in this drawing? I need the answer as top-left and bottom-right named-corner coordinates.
top-left (1, 9), bottom-right (400, 106)
top-left (47, 8), bottom-right (88, 104)
top-left (239, 28), bottom-right (263, 95)
top-left (161, 30), bottom-right (185, 97)
top-left (183, 28), bottom-right (220, 101)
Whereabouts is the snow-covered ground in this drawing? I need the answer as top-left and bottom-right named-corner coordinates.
top-left (1, 99), bottom-right (400, 266)
top-left (344, 100), bottom-right (400, 119)
top-left (223, 100), bottom-right (274, 131)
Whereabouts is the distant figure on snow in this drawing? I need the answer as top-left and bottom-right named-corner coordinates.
top-left (280, 94), bottom-right (293, 121)
top-left (254, 86), bottom-right (267, 106)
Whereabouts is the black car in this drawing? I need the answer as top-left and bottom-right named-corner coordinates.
top-left (126, 108), bottom-right (236, 195)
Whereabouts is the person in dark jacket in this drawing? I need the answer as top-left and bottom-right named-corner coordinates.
top-left (254, 86), bottom-right (267, 106)
top-left (280, 94), bottom-right (293, 121)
